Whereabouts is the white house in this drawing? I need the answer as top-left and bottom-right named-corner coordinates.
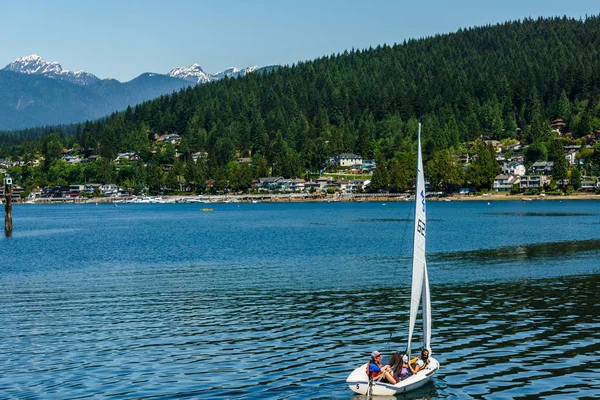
top-left (346, 179), bottom-right (371, 193)
top-left (331, 153), bottom-right (363, 167)
top-left (493, 174), bottom-right (521, 192)
top-left (502, 161), bottom-right (526, 176)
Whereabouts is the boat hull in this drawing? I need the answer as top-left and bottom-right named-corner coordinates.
top-left (346, 358), bottom-right (439, 396)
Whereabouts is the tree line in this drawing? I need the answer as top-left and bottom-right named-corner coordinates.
top-left (1, 15), bottom-right (600, 194)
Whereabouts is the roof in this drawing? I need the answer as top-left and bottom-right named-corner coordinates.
top-left (258, 177), bottom-right (283, 183)
top-left (335, 153), bottom-right (361, 159)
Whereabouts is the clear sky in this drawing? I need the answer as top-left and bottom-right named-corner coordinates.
top-left (1, 0), bottom-right (598, 82)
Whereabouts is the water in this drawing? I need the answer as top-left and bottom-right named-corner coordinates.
top-left (1, 201), bottom-right (599, 399)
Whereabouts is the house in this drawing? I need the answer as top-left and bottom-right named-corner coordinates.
top-left (565, 150), bottom-right (577, 166)
top-left (257, 177), bottom-right (284, 190)
top-left (502, 161), bottom-right (526, 176)
top-left (315, 176), bottom-right (332, 190)
top-left (237, 157), bottom-right (252, 165)
top-left (115, 152), bottom-right (140, 162)
top-left (69, 185), bottom-right (85, 196)
top-left (346, 179), bottom-right (371, 193)
top-left (325, 179), bottom-right (349, 192)
top-left (530, 161), bottom-right (554, 176)
top-left (62, 155), bottom-right (82, 164)
top-left (551, 119), bottom-right (567, 134)
top-left (520, 175), bottom-right (550, 190)
top-left (331, 153), bottom-right (362, 167)
top-left (493, 174), bottom-right (521, 192)
top-left (163, 134), bottom-right (181, 145)
top-left (289, 178), bottom-right (306, 192)
top-left (192, 152), bottom-right (208, 163)
top-left (101, 184), bottom-right (120, 197)
top-left (361, 159), bottom-right (377, 172)
top-left (483, 140), bottom-right (502, 153)
top-left (581, 180), bottom-right (596, 191)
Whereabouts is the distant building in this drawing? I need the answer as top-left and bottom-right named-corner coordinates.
top-left (520, 175), bottom-right (550, 190)
top-left (530, 161), bottom-right (554, 176)
top-left (331, 153), bottom-right (362, 167)
top-left (493, 174), bottom-right (520, 192)
top-left (502, 161), bottom-right (526, 177)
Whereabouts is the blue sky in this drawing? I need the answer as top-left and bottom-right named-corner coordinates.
top-left (1, 0), bottom-right (599, 82)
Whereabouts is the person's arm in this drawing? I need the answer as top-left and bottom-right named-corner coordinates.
top-left (409, 360), bottom-right (421, 374)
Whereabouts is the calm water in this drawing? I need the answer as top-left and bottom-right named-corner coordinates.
top-left (1, 201), bottom-right (599, 399)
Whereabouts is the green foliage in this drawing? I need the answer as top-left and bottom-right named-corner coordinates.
top-left (2, 16), bottom-right (600, 192)
top-left (425, 149), bottom-right (464, 193)
top-left (524, 142), bottom-right (548, 165)
top-left (548, 140), bottom-right (568, 181)
top-left (466, 144), bottom-right (500, 190)
top-left (570, 168), bottom-right (582, 189)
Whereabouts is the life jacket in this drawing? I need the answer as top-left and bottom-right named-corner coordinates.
top-left (366, 361), bottom-right (384, 379)
top-left (409, 356), bottom-right (428, 371)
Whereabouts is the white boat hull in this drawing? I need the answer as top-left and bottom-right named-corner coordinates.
top-left (346, 358), bottom-right (439, 396)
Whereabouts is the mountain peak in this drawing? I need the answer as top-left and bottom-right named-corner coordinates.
top-left (169, 63), bottom-right (261, 83)
top-left (3, 54), bottom-right (99, 85)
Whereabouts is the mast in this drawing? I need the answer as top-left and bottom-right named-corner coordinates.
top-left (406, 123), bottom-right (427, 357)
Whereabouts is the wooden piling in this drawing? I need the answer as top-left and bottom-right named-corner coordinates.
top-left (4, 180), bottom-right (12, 237)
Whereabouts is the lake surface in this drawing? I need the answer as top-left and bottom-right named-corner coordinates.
top-left (1, 200), bottom-right (599, 399)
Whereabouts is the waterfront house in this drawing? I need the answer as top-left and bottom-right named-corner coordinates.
top-left (581, 180), bottom-right (596, 191)
top-left (101, 184), bottom-right (120, 197)
top-left (346, 179), bottom-right (371, 193)
top-left (69, 185), bottom-right (85, 196)
top-left (257, 177), bottom-right (284, 190)
top-left (520, 175), bottom-right (550, 190)
top-left (331, 153), bottom-right (363, 168)
top-left (289, 178), bottom-right (306, 192)
top-left (493, 174), bottom-right (521, 192)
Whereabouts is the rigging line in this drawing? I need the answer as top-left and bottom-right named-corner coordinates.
top-left (384, 198), bottom-right (415, 352)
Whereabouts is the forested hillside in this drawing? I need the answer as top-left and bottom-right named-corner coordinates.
top-left (1, 16), bottom-right (600, 193)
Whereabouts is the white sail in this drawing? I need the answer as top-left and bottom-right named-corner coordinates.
top-left (346, 122), bottom-right (439, 396)
top-left (406, 123), bottom-right (428, 357)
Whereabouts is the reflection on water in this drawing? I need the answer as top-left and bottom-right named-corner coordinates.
top-left (431, 238), bottom-right (600, 264)
top-left (484, 212), bottom-right (598, 217)
top-left (1, 273), bottom-right (597, 399)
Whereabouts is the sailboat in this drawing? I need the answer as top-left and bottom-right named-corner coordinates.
top-left (346, 123), bottom-right (439, 396)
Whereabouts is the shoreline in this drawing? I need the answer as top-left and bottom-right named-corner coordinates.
top-left (9, 192), bottom-right (600, 204)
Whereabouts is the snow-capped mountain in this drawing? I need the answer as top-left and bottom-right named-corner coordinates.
top-left (3, 54), bottom-right (99, 86)
top-left (167, 64), bottom-right (211, 84)
top-left (169, 64), bottom-right (259, 83)
top-left (0, 55), bottom-right (269, 130)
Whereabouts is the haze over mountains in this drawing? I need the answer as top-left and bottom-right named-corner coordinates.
top-left (0, 55), bottom-right (266, 131)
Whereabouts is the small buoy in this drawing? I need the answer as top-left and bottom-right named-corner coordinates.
top-left (487, 202), bottom-right (490, 206)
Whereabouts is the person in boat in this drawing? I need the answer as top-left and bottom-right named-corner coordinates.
top-left (409, 349), bottom-right (430, 374)
top-left (398, 354), bottom-right (411, 380)
top-left (367, 351), bottom-right (398, 384)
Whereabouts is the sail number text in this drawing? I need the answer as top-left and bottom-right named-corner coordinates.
top-left (417, 219), bottom-right (426, 237)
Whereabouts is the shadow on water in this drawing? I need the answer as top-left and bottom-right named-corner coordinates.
top-left (484, 212), bottom-right (598, 217)
top-left (430, 238), bottom-right (600, 264)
